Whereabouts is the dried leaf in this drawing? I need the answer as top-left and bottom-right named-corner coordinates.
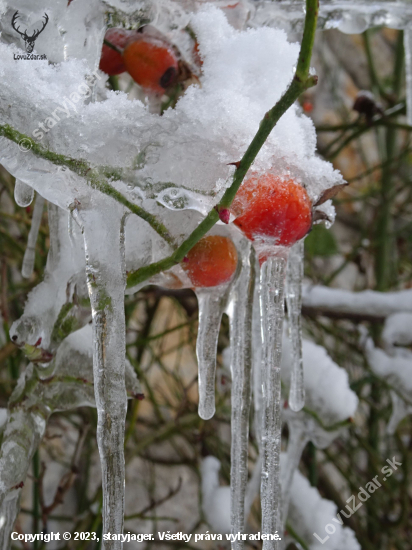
top-left (314, 182), bottom-right (348, 206)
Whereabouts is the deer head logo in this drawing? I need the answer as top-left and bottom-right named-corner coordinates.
top-left (12, 11), bottom-right (49, 54)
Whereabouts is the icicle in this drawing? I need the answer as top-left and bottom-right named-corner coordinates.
top-left (227, 240), bottom-right (255, 550)
top-left (14, 179), bottom-right (34, 208)
top-left (21, 194), bottom-right (45, 279)
top-left (252, 259), bottom-right (263, 447)
top-left (195, 285), bottom-right (229, 420)
top-left (46, 202), bottom-right (61, 273)
top-left (286, 240), bottom-right (305, 412)
top-left (260, 255), bottom-right (287, 550)
top-left (279, 420), bottom-right (309, 545)
top-left (81, 207), bottom-right (128, 550)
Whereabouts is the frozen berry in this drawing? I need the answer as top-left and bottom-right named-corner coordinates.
top-left (122, 35), bottom-right (179, 93)
top-left (99, 28), bottom-right (136, 76)
top-left (182, 236), bottom-right (238, 288)
top-left (232, 174), bottom-right (312, 246)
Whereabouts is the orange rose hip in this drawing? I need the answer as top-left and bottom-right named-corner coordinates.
top-left (122, 36), bottom-right (179, 93)
top-left (182, 236), bottom-right (238, 288)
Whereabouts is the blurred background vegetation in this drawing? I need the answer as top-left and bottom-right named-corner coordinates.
top-left (0, 26), bottom-right (411, 550)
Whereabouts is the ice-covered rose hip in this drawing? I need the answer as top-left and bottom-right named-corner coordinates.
top-left (122, 33), bottom-right (179, 93)
top-left (99, 28), bottom-right (135, 75)
top-left (231, 174), bottom-right (312, 246)
top-left (182, 236), bottom-right (238, 288)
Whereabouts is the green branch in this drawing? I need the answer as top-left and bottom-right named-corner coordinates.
top-left (126, 0), bottom-right (319, 289)
top-left (0, 124), bottom-right (175, 247)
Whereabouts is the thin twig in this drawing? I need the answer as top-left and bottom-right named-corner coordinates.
top-left (0, 124), bottom-right (175, 247)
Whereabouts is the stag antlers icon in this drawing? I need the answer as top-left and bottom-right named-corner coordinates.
top-left (12, 11), bottom-right (49, 53)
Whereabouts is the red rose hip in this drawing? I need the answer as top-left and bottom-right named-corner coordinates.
top-left (232, 174), bottom-right (312, 246)
top-left (99, 28), bottom-right (134, 75)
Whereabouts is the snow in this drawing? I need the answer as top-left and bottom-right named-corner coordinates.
top-left (0, 6), bottom-right (342, 223)
top-left (282, 338), bottom-right (358, 425)
top-left (365, 338), bottom-right (412, 401)
top-left (302, 285), bottom-right (412, 319)
top-left (201, 454), bottom-right (261, 535)
top-left (382, 312), bottom-right (412, 352)
top-left (287, 462), bottom-right (361, 550)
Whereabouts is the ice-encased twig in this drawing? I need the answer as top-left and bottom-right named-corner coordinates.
top-left (22, 193), bottom-right (45, 279)
top-left (196, 284), bottom-right (230, 420)
top-left (82, 208), bottom-right (128, 550)
top-left (286, 240), bottom-right (305, 412)
top-left (14, 179), bottom-right (34, 208)
top-left (260, 255), bottom-right (287, 550)
top-left (0, 325), bottom-right (141, 547)
top-left (227, 241), bottom-right (255, 550)
top-left (0, 404), bottom-right (46, 550)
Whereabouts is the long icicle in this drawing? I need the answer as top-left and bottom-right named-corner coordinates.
top-left (196, 285), bottom-right (229, 420)
top-left (260, 255), bottom-right (287, 550)
top-left (81, 207), bottom-right (128, 550)
top-left (228, 240), bottom-right (255, 550)
top-left (21, 193), bottom-right (45, 279)
top-left (286, 240), bottom-right (305, 412)
top-left (252, 257), bottom-right (263, 448)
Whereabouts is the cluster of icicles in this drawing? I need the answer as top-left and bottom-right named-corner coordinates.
top-left (0, 178), bottom-right (314, 550)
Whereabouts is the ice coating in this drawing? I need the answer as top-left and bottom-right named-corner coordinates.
top-left (252, 263), bottom-right (264, 445)
top-left (259, 256), bottom-right (286, 550)
top-left (13, 178), bottom-right (34, 207)
top-left (196, 285), bottom-right (229, 420)
top-left (285, 240), bottom-right (305, 411)
top-left (11, 203), bottom-right (87, 351)
top-left (0, 0), bottom-right (347, 544)
top-left (0, 325), bottom-right (141, 544)
top-left (227, 240), bottom-right (255, 549)
top-left (81, 206), bottom-right (128, 550)
top-left (21, 194), bottom-right (44, 279)
top-left (0, 7), bottom-right (342, 214)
